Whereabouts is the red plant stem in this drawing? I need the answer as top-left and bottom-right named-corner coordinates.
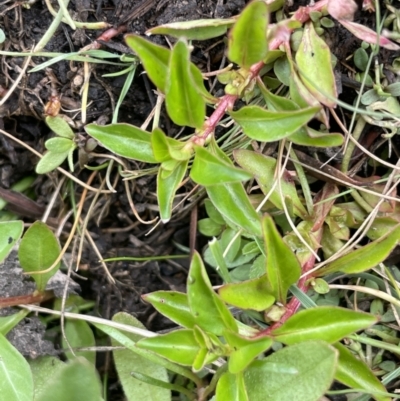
top-left (0, 291), bottom-right (54, 309)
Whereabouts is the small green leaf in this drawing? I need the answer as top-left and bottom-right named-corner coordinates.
top-left (85, 123), bottom-right (157, 163)
top-left (166, 39), bottom-right (206, 128)
top-left (147, 18), bottom-right (236, 40)
top-left (112, 313), bottom-right (170, 401)
top-left (318, 225), bottom-right (400, 276)
top-left (205, 141), bottom-right (262, 237)
top-left (227, 334), bottom-right (273, 374)
top-left (151, 127), bottom-right (192, 162)
top-left (36, 150), bottom-right (71, 174)
top-left (206, 183), bottom-right (262, 237)
top-left (0, 310), bottom-right (29, 335)
top-left (271, 307), bottom-right (377, 344)
top-left (45, 116), bottom-right (74, 139)
top-left (188, 251), bottom-right (238, 335)
top-left (157, 160), bottom-right (188, 223)
top-left (125, 34), bottom-right (170, 92)
top-left (234, 149), bottom-right (308, 218)
top-left (263, 215), bottom-right (301, 304)
top-left (216, 372), bottom-right (249, 401)
top-left (230, 105), bottom-right (319, 141)
top-left (137, 329), bottom-right (200, 366)
top-left (290, 126), bottom-right (344, 147)
top-left (18, 221), bottom-right (61, 292)
top-left (0, 332), bottom-right (34, 401)
top-left (334, 342), bottom-right (391, 401)
top-left (62, 320), bottom-right (96, 365)
top-left (142, 291), bottom-right (196, 329)
top-left (245, 341), bottom-right (337, 401)
top-left (35, 358), bottom-right (102, 401)
top-left (219, 276), bottom-right (275, 311)
top-left (228, 1), bottom-right (269, 68)
top-left (274, 56), bottom-right (291, 86)
top-left (30, 356), bottom-right (65, 400)
top-left (296, 22), bottom-right (337, 107)
top-left (0, 220), bottom-right (23, 263)
top-left (354, 47), bottom-right (369, 71)
top-left (45, 137), bottom-right (74, 153)
top-left (191, 146), bottom-right (252, 185)
top-left (198, 218), bottom-right (224, 237)
top-left (204, 199), bottom-right (226, 225)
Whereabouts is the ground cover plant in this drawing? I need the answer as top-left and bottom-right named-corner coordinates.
top-left (2, 0), bottom-right (400, 400)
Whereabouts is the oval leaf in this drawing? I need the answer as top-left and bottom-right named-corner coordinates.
top-left (46, 116), bottom-right (74, 139)
top-left (245, 341), bottom-right (337, 401)
top-left (125, 34), bottom-right (170, 92)
top-left (216, 372), bottom-right (249, 401)
top-left (334, 342), bottom-right (391, 401)
top-left (142, 291), bottom-right (196, 329)
top-left (188, 251), bottom-right (237, 335)
top-left (263, 215), bottom-right (301, 304)
top-left (0, 332), bottom-right (33, 401)
top-left (219, 276), bottom-right (275, 311)
top-left (230, 105), bottom-right (320, 141)
top-left (85, 123), bottom-right (157, 163)
top-left (0, 220), bottom-right (23, 263)
top-left (228, 1), bottom-right (269, 68)
top-left (112, 313), bottom-right (170, 401)
top-left (137, 329), bottom-right (200, 366)
top-left (191, 146), bottom-right (252, 185)
top-left (318, 225), bottom-right (400, 276)
top-left (272, 307), bottom-right (377, 344)
top-left (36, 150), bottom-right (70, 174)
top-left (35, 358), bottom-right (102, 401)
top-left (166, 39), bottom-right (206, 128)
top-left (157, 160), bottom-right (188, 223)
top-left (296, 22), bottom-right (337, 107)
top-left (45, 137), bottom-right (74, 152)
top-left (147, 18), bottom-right (235, 40)
top-left (18, 221), bottom-right (61, 292)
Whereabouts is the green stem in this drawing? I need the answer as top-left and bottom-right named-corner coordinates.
top-left (348, 334), bottom-right (400, 356)
top-left (351, 190), bottom-right (374, 213)
top-left (341, 117), bottom-right (366, 173)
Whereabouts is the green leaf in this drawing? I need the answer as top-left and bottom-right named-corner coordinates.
top-left (0, 332), bottom-right (34, 401)
top-left (142, 291), bottom-right (196, 329)
top-left (234, 149), bottom-right (308, 218)
top-left (191, 146), bottom-right (252, 185)
top-left (157, 160), bottom-right (188, 223)
top-left (225, 333), bottom-right (273, 373)
top-left (0, 310), bottom-right (29, 335)
top-left (334, 343), bottom-right (391, 401)
top-left (147, 18), bottom-right (236, 40)
top-left (36, 150), bottom-right (71, 174)
top-left (263, 215), bottom-right (301, 304)
top-left (204, 198), bottom-right (226, 225)
top-left (35, 358), bottom-right (103, 401)
top-left (18, 221), bottom-right (61, 292)
top-left (188, 252), bottom-right (238, 335)
top-left (296, 22), bottom-right (337, 107)
top-left (45, 137), bottom-right (75, 153)
top-left (217, 372), bottom-right (249, 401)
top-left (85, 123), bottom-right (157, 163)
top-left (271, 307), bottom-right (377, 344)
top-left (317, 225), bottom-right (400, 276)
top-left (290, 126), bottom-right (344, 147)
top-left (230, 105), bottom-right (319, 142)
top-left (112, 313), bottom-right (170, 401)
top-left (125, 34), bottom-right (170, 92)
top-left (62, 320), bottom-right (96, 365)
top-left (45, 116), bottom-right (74, 139)
top-left (198, 218), bottom-right (224, 237)
top-left (206, 183), bottom-right (262, 237)
top-left (244, 341), bottom-right (337, 401)
top-left (0, 220), bottom-right (23, 263)
top-left (219, 276), bottom-right (275, 311)
top-left (151, 127), bottom-right (192, 162)
top-left (137, 329), bottom-right (200, 366)
top-left (166, 39), bottom-right (206, 128)
top-left (29, 356), bottom-right (65, 400)
top-left (228, 1), bottom-right (269, 68)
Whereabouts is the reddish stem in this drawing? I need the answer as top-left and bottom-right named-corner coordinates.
top-left (0, 291), bottom-right (54, 309)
